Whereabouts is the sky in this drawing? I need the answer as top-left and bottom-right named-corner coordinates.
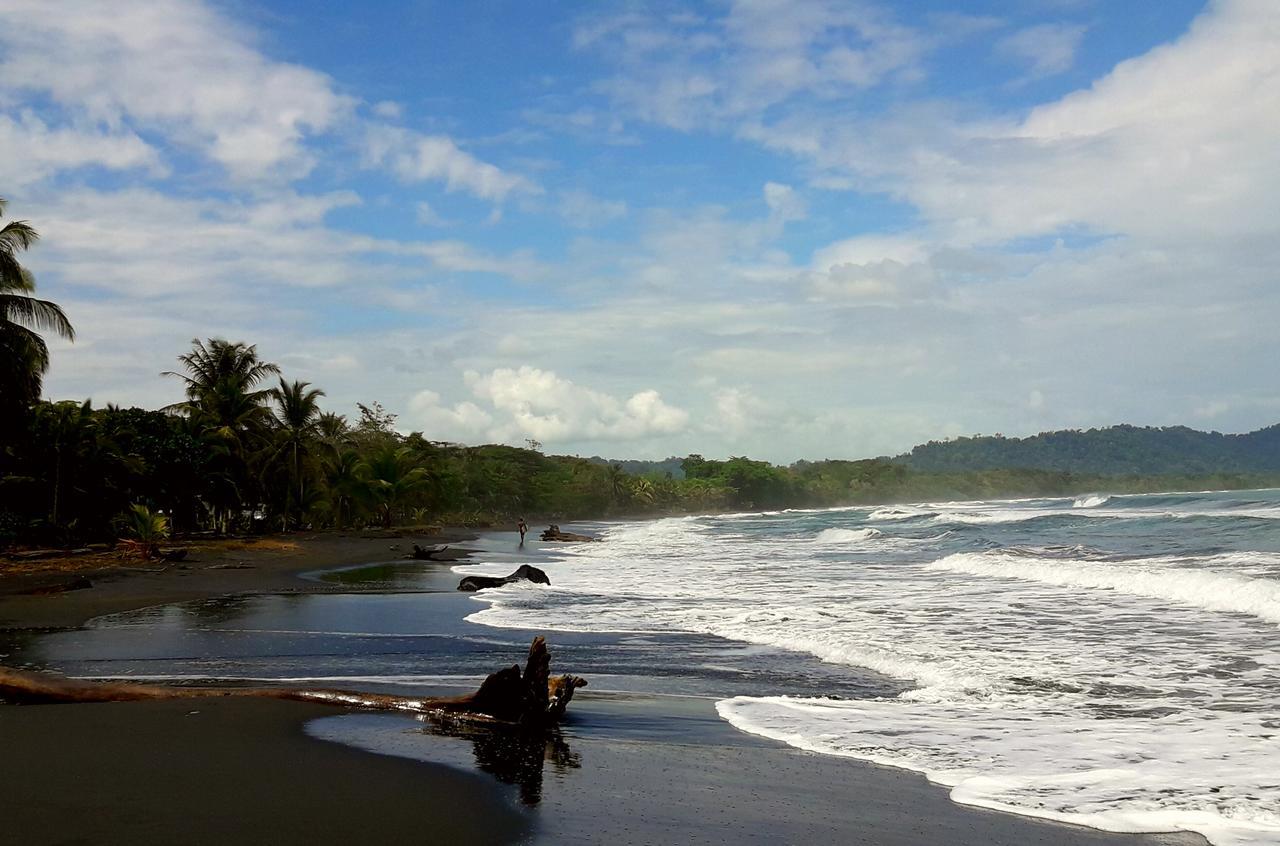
top-left (2, 0), bottom-right (1278, 462)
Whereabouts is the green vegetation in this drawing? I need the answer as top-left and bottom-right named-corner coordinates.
top-left (3, 333), bottom-right (1276, 547)
top-left (0, 198), bottom-right (74, 421)
top-left (901, 424), bottom-right (1280, 476)
top-left (1, 204), bottom-right (1276, 549)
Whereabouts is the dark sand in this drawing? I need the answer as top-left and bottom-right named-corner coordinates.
top-left (0, 530), bottom-right (475, 631)
top-left (311, 690), bottom-right (1208, 846)
top-left (0, 698), bottom-right (525, 846)
top-left (0, 531), bottom-right (525, 846)
top-left (0, 532), bottom-right (1213, 846)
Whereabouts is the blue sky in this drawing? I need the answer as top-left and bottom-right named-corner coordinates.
top-left (3, 0), bottom-right (1277, 461)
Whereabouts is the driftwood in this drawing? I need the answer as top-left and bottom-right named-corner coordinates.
top-left (540, 525), bottom-right (598, 543)
top-left (406, 544), bottom-right (450, 560)
top-left (458, 564), bottom-right (550, 592)
top-left (0, 637), bottom-right (585, 727)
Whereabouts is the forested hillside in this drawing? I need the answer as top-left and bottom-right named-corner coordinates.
top-left (899, 424), bottom-right (1280, 475)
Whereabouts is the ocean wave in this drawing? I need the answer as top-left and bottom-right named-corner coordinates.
top-left (717, 695), bottom-right (1280, 846)
top-left (868, 506), bottom-right (933, 521)
top-left (926, 550), bottom-right (1280, 626)
top-left (1073, 494), bottom-right (1112, 508)
top-left (812, 527), bottom-right (883, 544)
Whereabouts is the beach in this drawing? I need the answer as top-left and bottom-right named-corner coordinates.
top-left (0, 529), bottom-right (1213, 846)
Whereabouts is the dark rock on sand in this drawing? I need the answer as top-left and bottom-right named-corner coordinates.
top-left (540, 525), bottom-right (598, 542)
top-left (406, 544), bottom-right (450, 560)
top-left (458, 564), bottom-right (551, 592)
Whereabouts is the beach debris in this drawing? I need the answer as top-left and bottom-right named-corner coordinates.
top-left (0, 637), bottom-right (586, 727)
top-left (405, 543), bottom-right (450, 560)
top-left (540, 525), bottom-right (598, 542)
top-left (457, 564), bottom-right (550, 592)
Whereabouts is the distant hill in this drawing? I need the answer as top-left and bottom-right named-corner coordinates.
top-left (584, 456), bottom-right (686, 479)
top-left (898, 423), bottom-right (1280, 476)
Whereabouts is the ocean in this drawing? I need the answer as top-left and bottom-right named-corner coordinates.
top-left (463, 489), bottom-right (1280, 846)
top-left (13, 488), bottom-right (1280, 845)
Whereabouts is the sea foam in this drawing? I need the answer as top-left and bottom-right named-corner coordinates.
top-left (462, 491), bottom-right (1280, 846)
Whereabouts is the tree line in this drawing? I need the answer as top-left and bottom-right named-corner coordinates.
top-left (3, 198), bottom-right (1276, 548)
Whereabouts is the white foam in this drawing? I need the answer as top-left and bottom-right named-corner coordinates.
top-left (717, 696), bottom-right (1280, 846)
top-left (462, 496), bottom-right (1280, 846)
top-left (813, 527), bottom-right (882, 544)
top-left (927, 550), bottom-right (1280, 626)
top-left (1074, 494), bottom-right (1112, 508)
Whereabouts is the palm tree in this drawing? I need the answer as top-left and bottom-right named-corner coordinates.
top-left (267, 378), bottom-right (325, 529)
top-left (164, 339), bottom-right (279, 532)
top-left (164, 339), bottom-right (280, 421)
top-left (608, 463), bottom-right (629, 509)
top-left (324, 448), bottom-right (368, 529)
top-left (362, 445), bottom-right (429, 529)
top-left (0, 199), bottom-right (74, 412)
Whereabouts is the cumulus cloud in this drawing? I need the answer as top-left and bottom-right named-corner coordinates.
top-left (467, 366), bottom-right (689, 443)
top-left (0, 0), bottom-right (352, 182)
top-left (0, 0), bottom-right (527, 198)
top-left (750, 0), bottom-right (1280, 246)
top-left (407, 390), bottom-right (494, 441)
top-left (407, 367), bottom-right (689, 446)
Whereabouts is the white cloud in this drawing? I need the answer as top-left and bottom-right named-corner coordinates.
top-left (408, 390), bottom-right (494, 441)
top-left (0, 0), bottom-right (352, 182)
top-left (361, 125), bottom-right (539, 201)
top-left (751, 0), bottom-right (1280, 246)
top-left (576, 0), bottom-right (929, 130)
top-left (763, 181), bottom-right (807, 222)
top-left (20, 188), bottom-right (540, 299)
top-left (0, 113), bottom-right (164, 187)
top-left (711, 386), bottom-right (772, 437)
top-left (0, 0), bottom-right (527, 199)
top-left (996, 23), bottom-right (1087, 77)
top-left (435, 366), bottom-right (691, 444)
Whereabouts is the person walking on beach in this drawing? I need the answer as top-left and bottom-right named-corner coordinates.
top-left (517, 517), bottom-right (528, 546)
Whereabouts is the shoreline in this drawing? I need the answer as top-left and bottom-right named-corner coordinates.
top-left (0, 528), bottom-right (477, 631)
top-left (1, 528), bottom-right (1213, 846)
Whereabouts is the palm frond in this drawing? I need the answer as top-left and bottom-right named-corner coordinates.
top-left (0, 293), bottom-right (75, 340)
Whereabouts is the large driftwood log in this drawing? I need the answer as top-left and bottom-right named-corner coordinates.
top-left (540, 525), bottom-right (598, 542)
top-left (0, 637), bottom-right (585, 727)
top-left (457, 564), bottom-right (550, 592)
top-left (405, 543), bottom-right (450, 560)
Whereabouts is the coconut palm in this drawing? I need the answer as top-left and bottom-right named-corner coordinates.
top-left (362, 445), bottom-right (429, 529)
top-left (0, 199), bottom-right (74, 411)
top-left (324, 448), bottom-right (368, 529)
top-left (164, 339), bottom-right (280, 531)
top-left (164, 339), bottom-right (279, 421)
top-left (266, 378), bottom-right (325, 529)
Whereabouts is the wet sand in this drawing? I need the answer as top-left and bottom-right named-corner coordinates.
top-left (310, 687), bottom-right (1208, 846)
top-left (0, 530), bottom-right (475, 631)
top-left (0, 698), bottom-right (525, 846)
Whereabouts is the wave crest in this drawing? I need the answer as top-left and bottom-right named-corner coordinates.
top-left (926, 550), bottom-right (1280, 626)
top-left (813, 527), bottom-right (883, 544)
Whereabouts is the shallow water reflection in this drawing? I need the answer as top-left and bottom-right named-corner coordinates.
top-left (419, 717), bottom-right (580, 806)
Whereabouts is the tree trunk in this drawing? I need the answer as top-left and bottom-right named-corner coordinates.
top-left (0, 638), bottom-right (585, 727)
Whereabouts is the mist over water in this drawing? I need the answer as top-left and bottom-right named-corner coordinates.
top-left (464, 490), bottom-right (1280, 846)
